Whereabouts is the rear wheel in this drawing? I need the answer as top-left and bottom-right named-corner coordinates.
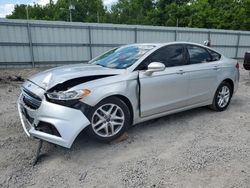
top-left (210, 81), bottom-right (232, 111)
top-left (87, 97), bottom-right (130, 143)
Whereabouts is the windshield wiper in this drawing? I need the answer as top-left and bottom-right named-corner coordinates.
top-left (94, 63), bottom-right (106, 67)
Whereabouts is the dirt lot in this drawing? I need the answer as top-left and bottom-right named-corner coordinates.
top-left (0, 66), bottom-right (250, 188)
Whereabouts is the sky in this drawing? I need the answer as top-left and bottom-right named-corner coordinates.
top-left (0, 0), bottom-right (118, 18)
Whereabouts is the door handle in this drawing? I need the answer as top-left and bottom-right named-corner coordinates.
top-left (176, 70), bottom-right (185, 74)
top-left (213, 66), bottom-right (219, 70)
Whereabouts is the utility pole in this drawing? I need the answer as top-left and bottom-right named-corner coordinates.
top-left (69, 8), bottom-right (72, 22)
top-left (69, 0), bottom-right (75, 22)
top-left (60, 1), bottom-right (75, 22)
top-left (97, 11), bottom-right (100, 23)
top-left (26, 5), bottom-right (29, 20)
top-left (176, 0), bottom-right (179, 27)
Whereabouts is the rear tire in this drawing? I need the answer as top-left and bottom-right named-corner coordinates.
top-left (86, 97), bottom-right (131, 143)
top-left (210, 81), bottom-right (232, 111)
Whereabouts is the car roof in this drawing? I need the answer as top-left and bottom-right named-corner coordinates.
top-left (124, 42), bottom-right (210, 48)
top-left (126, 42), bottom-right (221, 54)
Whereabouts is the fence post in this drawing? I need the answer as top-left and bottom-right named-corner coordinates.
top-left (134, 28), bottom-right (137, 43)
top-left (174, 29), bottom-right (178, 41)
top-left (235, 32), bottom-right (240, 59)
top-left (88, 26), bottom-right (93, 60)
top-left (208, 31), bottom-right (211, 41)
top-left (27, 22), bottom-right (35, 67)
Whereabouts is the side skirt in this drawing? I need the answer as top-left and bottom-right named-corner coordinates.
top-left (133, 100), bottom-right (211, 125)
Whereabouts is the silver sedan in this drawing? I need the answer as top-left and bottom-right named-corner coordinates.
top-left (17, 42), bottom-right (240, 148)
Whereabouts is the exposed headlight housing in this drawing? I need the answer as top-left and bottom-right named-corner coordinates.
top-left (46, 89), bottom-right (90, 100)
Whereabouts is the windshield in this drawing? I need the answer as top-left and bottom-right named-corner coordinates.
top-left (89, 45), bottom-right (155, 69)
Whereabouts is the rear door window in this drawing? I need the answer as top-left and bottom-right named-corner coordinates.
top-left (151, 45), bottom-right (185, 67)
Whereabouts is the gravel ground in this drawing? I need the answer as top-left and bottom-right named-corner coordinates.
top-left (0, 66), bottom-right (250, 188)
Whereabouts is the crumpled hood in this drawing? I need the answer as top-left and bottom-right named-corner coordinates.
top-left (28, 63), bottom-right (125, 90)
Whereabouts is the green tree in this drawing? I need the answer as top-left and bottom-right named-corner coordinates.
top-left (7, 0), bottom-right (107, 23)
top-left (73, 0), bottom-right (106, 22)
top-left (5, 0), bottom-right (250, 31)
top-left (110, 0), bottom-right (155, 24)
top-left (7, 4), bottom-right (31, 19)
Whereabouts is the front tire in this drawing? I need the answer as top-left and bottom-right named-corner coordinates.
top-left (210, 81), bottom-right (232, 111)
top-left (87, 97), bottom-right (131, 143)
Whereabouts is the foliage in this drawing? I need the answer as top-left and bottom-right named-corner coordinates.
top-left (6, 0), bottom-right (250, 31)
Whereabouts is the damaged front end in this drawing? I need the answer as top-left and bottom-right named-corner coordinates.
top-left (17, 80), bottom-right (91, 148)
top-left (17, 71), bottom-right (116, 148)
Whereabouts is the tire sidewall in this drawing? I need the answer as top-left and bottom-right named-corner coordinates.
top-left (87, 97), bottom-right (130, 142)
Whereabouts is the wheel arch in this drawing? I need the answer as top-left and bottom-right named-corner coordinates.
top-left (209, 78), bottom-right (234, 111)
top-left (222, 78), bottom-right (234, 95)
top-left (103, 94), bottom-right (134, 126)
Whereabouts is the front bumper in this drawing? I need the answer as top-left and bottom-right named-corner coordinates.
top-left (17, 93), bottom-right (90, 148)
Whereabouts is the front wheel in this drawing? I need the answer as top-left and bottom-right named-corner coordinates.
top-left (210, 81), bottom-right (232, 111)
top-left (86, 97), bottom-right (131, 143)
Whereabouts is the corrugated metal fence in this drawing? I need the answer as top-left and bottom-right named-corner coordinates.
top-left (1, 18), bottom-right (250, 67)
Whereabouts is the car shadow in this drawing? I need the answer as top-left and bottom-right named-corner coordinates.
top-left (61, 107), bottom-right (210, 146)
top-left (34, 106), bottom-right (216, 164)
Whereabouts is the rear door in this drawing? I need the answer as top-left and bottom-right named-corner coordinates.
top-left (185, 45), bottom-right (220, 105)
top-left (138, 44), bottom-right (190, 117)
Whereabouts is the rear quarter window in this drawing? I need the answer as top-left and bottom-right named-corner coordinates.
top-left (207, 49), bottom-right (221, 61)
top-left (187, 45), bottom-right (211, 64)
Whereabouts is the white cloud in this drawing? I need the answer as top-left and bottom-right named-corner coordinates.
top-left (103, 0), bottom-right (118, 7)
top-left (0, 4), bottom-right (15, 18)
top-left (36, 0), bottom-right (54, 5)
top-left (36, 0), bottom-right (49, 5)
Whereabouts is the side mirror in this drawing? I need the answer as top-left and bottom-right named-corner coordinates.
top-left (145, 62), bottom-right (165, 75)
top-left (204, 40), bottom-right (211, 47)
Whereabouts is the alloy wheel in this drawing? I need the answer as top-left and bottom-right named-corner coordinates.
top-left (217, 85), bottom-right (230, 108)
top-left (91, 103), bottom-right (125, 137)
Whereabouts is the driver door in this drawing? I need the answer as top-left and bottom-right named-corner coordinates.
top-left (138, 44), bottom-right (189, 117)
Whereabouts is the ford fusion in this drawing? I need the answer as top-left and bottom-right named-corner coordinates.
top-left (17, 42), bottom-right (239, 148)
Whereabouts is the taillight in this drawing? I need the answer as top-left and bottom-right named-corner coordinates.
top-left (236, 62), bottom-right (239, 69)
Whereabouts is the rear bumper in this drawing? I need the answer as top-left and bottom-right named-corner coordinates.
top-left (17, 94), bottom-right (90, 148)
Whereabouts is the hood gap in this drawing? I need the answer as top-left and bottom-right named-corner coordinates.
top-left (48, 75), bottom-right (114, 92)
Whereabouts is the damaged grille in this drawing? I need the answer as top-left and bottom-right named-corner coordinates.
top-left (22, 89), bottom-right (42, 110)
